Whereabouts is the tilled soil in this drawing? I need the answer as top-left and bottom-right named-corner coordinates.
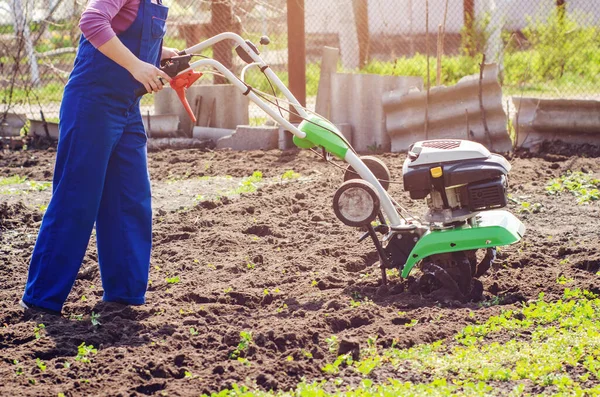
top-left (1, 144), bottom-right (599, 396)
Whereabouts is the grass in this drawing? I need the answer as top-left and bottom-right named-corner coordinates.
top-left (0, 175), bottom-right (52, 195)
top-left (202, 288), bottom-right (600, 396)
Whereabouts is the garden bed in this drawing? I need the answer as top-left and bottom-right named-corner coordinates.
top-left (1, 145), bottom-right (599, 396)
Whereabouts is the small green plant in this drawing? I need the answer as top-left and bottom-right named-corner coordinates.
top-left (75, 342), bottom-right (97, 363)
top-left (230, 331), bottom-right (253, 360)
top-left (405, 319), bottom-right (419, 328)
top-left (246, 262), bottom-right (256, 270)
top-left (34, 323), bottom-right (46, 339)
top-left (166, 276), bottom-right (180, 284)
top-left (557, 275), bottom-right (574, 285)
top-left (90, 312), bottom-right (101, 327)
top-left (311, 280), bottom-right (318, 287)
top-left (281, 170), bottom-right (301, 181)
top-left (0, 175), bottom-right (27, 186)
top-left (519, 201), bottom-right (543, 214)
top-left (13, 360), bottom-right (23, 375)
top-left (36, 358), bottom-right (46, 371)
top-left (478, 295), bottom-right (503, 308)
top-left (190, 327), bottom-right (199, 336)
top-left (326, 335), bottom-right (339, 354)
top-left (349, 299), bottom-right (361, 308)
top-left (546, 171), bottom-right (600, 204)
top-left (184, 370), bottom-right (194, 378)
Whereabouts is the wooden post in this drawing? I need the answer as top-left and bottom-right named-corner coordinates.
top-left (557, 0), bottom-right (566, 21)
top-left (287, 0), bottom-right (306, 122)
top-left (463, 0), bottom-right (475, 55)
top-left (211, 0), bottom-right (233, 85)
top-left (315, 46), bottom-right (340, 119)
top-left (353, 0), bottom-right (369, 69)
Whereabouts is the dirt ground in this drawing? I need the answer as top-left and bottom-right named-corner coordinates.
top-left (1, 142), bottom-right (599, 396)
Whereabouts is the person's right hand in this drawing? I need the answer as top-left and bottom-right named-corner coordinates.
top-left (129, 60), bottom-right (171, 94)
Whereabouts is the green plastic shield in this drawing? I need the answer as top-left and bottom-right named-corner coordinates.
top-left (294, 115), bottom-right (350, 160)
top-left (400, 210), bottom-right (526, 278)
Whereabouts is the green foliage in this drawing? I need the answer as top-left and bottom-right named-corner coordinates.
top-left (326, 335), bottom-right (339, 354)
top-left (546, 171), bottom-right (600, 204)
top-left (503, 4), bottom-right (600, 93)
top-left (0, 175), bottom-right (27, 186)
top-left (521, 4), bottom-right (598, 83)
top-left (203, 288), bottom-right (600, 396)
top-left (230, 331), bottom-right (253, 360)
top-left (90, 312), bottom-right (101, 327)
top-left (280, 170), bottom-right (301, 181)
top-left (33, 323), bottom-right (45, 339)
top-left (460, 11), bottom-right (492, 56)
top-left (166, 276), bottom-right (181, 284)
top-left (75, 342), bottom-right (97, 363)
top-left (222, 171), bottom-right (264, 196)
top-left (35, 358), bottom-right (46, 372)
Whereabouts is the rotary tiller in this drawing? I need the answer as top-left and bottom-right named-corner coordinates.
top-left (138, 32), bottom-right (526, 302)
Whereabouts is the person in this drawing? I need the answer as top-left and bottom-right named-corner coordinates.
top-left (20, 0), bottom-right (179, 315)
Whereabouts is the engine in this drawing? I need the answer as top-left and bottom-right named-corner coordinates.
top-left (402, 140), bottom-right (511, 224)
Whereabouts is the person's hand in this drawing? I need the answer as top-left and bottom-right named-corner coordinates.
top-left (161, 46), bottom-right (180, 61)
top-left (128, 59), bottom-right (171, 93)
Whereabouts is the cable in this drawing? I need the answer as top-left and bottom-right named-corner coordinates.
top-left (181, 62), bottom-right (418, 221)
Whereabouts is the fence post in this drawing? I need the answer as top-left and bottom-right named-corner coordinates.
top-left (353, 0), bottom-right (369, 69)
top-left (211, 0), bottom-right (233, 85)
top-left (463, 0), bottom-right (475, 55)
top-left (287, 0), bottom-right (306, 122)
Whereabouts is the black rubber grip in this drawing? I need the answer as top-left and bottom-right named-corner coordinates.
top-left (134, 86), bottom-right (148, 97)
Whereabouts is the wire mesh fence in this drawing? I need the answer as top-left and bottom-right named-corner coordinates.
top-left (1, 0), bottom-right (599, 127)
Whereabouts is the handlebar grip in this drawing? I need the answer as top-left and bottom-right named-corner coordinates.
top-left (134, 86), bottom-right (148, 97)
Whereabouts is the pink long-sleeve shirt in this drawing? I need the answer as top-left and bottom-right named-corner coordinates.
top-left (79, 0), bottom-right (149, 48)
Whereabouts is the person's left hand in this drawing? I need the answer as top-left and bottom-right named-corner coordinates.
top-left (161, 47), bottom-right (180, 61)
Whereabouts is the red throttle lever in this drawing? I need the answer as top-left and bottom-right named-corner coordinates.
top-left (169, 70), bottom-right (203, 123)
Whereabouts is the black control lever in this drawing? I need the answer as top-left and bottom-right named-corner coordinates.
top-left (134, 54), bottom-right (193, 97)
top-left (358, 224), bottom-right (389, 242)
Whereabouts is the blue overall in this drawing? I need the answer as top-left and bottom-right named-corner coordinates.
top-left (22, 0), bottom-right (168, 313)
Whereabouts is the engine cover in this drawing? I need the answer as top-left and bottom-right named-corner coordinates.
top-left (402, 140), bottom-right (511, 223)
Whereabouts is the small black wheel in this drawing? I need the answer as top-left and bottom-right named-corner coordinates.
top-left (343, 156), bottom-right (391, 191)
top-left (332, 179), bottom-right (381, 227)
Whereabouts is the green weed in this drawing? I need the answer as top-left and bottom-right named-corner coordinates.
top-left (35, 358), bottom-right (46, 372)
top-left (546, 171), bottom-right (600, 204)
top-left (280, 170), bottom-right (301, 181)
top-left (90, 312), bottom-right (101, 327)
top-left (75, 342), bottom-right (97, 363)
top-left (230, 331), bottom-right (253, 360)
top-left (0, 175), bottom-right (27, 185)
top-left (166, 276), bottom-right (180, 284)
top-left (33, 323), bottom-right (45, 339)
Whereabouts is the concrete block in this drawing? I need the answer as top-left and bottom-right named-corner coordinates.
top-left (383, 63), bottom-right (512, 153)
top-left (192, 126), bottom-right (234, 141)
top-left (30, 119), bottom-right (59, 139)
top-left (336, 123), bottom-right (353, 144)
top-left (0, 113), bottom-right (26, 137)
top-left (330, 73), bottom-right (423, 152)
top-left (513, 97), bottom-right (600, 151)
top-left (154, 85), bottom-right (249, 136)
top-left (216, 125), bottom-right (279, 151)
top-left (141, 114), bottom-right (180, 138)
